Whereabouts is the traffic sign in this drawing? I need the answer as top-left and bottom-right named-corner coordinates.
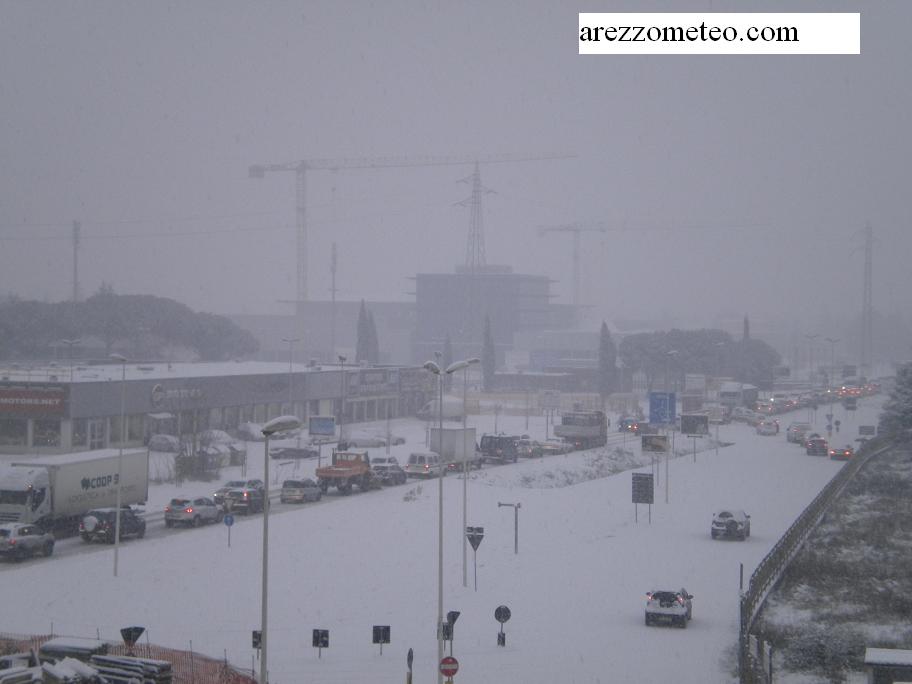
top-left (252, 630), bottom-right (261, 649)
top-left (466, 526), bottom-right (484, 551)
top-left (372, 625), bottom-right (390, 644)
top-left (312, 629), bottom-right (329, 649)
top-left (649, 392), bottom-right (676, 425)
top-left (632, 472), bottom-right (654, 505)
top-left (120, 626), bottom-right (144, 650)
top-left (439, 656), bottom-right (459, 677)
top-left (494, 605), bottom-right (512, 624)
top-left (223, 514), bottom-right (235, 527)
top-left (859, 425), bottom-right (876, 436)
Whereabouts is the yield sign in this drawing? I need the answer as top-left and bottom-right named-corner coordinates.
top-left (440, 656), bottom-right (459, 677)
top-left (466, 526), bottom-right (484, 551)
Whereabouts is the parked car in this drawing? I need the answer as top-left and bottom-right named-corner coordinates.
top-left (280, 478), bottom-right (323, 503)
top-left (829, 445), bottom-right (855, 461)
top-left (148, 433), bottom-right (181, 452)
top-left (756, 420), bottom-right (778, 436)
top-left (404, 452), bottom-right (443, 478)
top-left (213, 479), bottom-right (265, 506)
top-left (711, 509), bottom-right (751, 540)
top-left (516, 438), bottom-right (543, 458)
top-left (80, 507), bottom-right (146, 544)
top-left (346, 434), bottom-right (387, 448)
top-left (538, 439), bottom-right (574, 456)
top-left (0, 523), bottom-right (55, 561)
top-left (806, 437), bottom-right (829, 456)
top-left (164, 496), bottom-right (222, 527)
top-left (645, 588), bottom-right (693, 628)
top-left (199, 429), bottom-right (234, 445)
top-left (371, 456), bottom-right (407, 485)
top-left (786, 422), bottom-right (813, 444)
top-left (222, 488), bottom-right (264, 515)
top-left (270, 446), bottom-right (319, 460)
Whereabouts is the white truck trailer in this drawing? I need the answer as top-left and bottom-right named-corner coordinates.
top-left (0, 449), bottom-right (150, 534)
top-left (428, 427), bottom-right (483, 470)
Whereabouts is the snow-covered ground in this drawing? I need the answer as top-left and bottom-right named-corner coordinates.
top-left (0, 397), bottom-right (883, 683)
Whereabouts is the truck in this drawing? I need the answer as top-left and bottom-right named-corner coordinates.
top-left (553, 410), bottom-right (608, 449)
top-left (429, 427), bottom-right (484, 470)
top-left (0, 449), bottom-right (150, 535)
top-left (315, 449), bottom-right (377, 494)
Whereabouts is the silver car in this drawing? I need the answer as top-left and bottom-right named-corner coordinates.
top-left (280, 479), bottom-right (323, 504)
top-left (0, 523), bottom-right (55, 561)
top-left (165, 497), bottom-right (222, 527)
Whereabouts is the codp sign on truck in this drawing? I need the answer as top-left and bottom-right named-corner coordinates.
top-left (0, 449), bottom-right (150, 534)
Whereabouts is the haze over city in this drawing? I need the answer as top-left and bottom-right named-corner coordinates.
top-left (1, 0), bottom-right (909, 340)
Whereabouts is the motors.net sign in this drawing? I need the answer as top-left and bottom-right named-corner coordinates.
top-left (0, 387), bottom-right (66, 416)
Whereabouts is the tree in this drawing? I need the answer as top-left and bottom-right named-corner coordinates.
top-left (598, 321), bottom-right (617, 400)
top-left (879, 363), bottom-right (912, 437)
top-left (481, 315), bottom-right (495, 391)
top-left (442, 333), bottom-right (454, 390)
top-left (355, 300), bottom-right (370, 364)
top-left (367, 311), bottom-right (380, 364)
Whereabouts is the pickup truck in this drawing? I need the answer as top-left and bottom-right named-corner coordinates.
top-left (315, 450), bottom-right (377, 494)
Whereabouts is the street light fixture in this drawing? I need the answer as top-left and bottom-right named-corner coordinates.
top-left (824, 337), bottom-right (840, 394)
top-left (805, 334), bottom-right (821, 383)
top-left (456, 357), bottom-right (480, 588)
top-left (109, 353), bottom-right (128, 578)
top-left (259, 414), bottom-right (302, 684)
top-left (60, 338), bottom-right (81, 382)
top-left (423, 358), bottom-right (467, 684)
top-left (338, 355), bottom-right (347, 445)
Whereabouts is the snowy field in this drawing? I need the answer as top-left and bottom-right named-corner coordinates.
top-left (0, 397), bottom-right (883, 683)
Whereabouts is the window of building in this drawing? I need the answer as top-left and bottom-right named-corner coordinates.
top-left (33, 419), bottom-right (61, 447)
top-left (208, 408), bottom-right (223, 429)
top-left (0, 418), bottom-right (27, 446)
top-left (128, 415), bottom-right (144, 442)
top-left (224, 406), bottom-right (239, 430)
top-left (72, 418), bottom-right (87, 447)
top-left (254, 404), bottom-right (266, 423)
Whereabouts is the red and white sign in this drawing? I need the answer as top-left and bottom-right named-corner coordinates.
top-left (0, 387), bottom-right (66, 415)
top-left (439, 656), bottom-right (459, 677)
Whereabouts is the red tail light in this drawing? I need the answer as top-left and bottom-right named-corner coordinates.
top-left (184, 507), bottom-right (193, 513)
top-left (164, 506), bottom-right (171, 513)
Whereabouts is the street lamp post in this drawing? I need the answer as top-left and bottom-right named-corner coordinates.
top-left (338, 355), bottom-right (347, 445)
top-left (824, 337), bottom-right (840, 410)
top-left (109, 353), bottom-right (128, 578)
top-left (281, 337), bottom-right (300, 413)
top-left (805, 334), bottom-right (820, 384)
top-left (459, 358), bottom-right (480, 588)
top-left (259, 415), bottom-right (302, 684)
top-left (60, 338), bottom-right (81, 382)
top-left (423, 358), bottom-right (469, 684)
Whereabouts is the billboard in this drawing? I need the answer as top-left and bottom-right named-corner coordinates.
top-left (641, 434), bottom-right (669, 453)
top-left (632, 472), bottom-right (654, 504)
top-left (859, 425), bottom-right (876, 436)
top-left (681, 414), bottom-right (710, 436)
top-left (308, 415), bottom-right (336, 436)
top-left (648, 392), bottom-right (676, 425)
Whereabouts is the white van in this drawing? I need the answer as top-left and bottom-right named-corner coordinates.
top-left (404, 451), bottom-right (443, 478)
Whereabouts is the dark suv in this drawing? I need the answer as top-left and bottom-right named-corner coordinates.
top-left (806, 437), bottom-right (829, 456)
top-left (479, 434), bottom-right (520, 464)
top-left (80, 507), bottom-right (146, 544)
top-left (223, 488), bottom-right (264, 515)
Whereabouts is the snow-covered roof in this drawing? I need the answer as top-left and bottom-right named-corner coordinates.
top-left (865, 647), bottom-right (912, 666)
top-left (719, 381), bottom-right (758, 392)
top-left (11, 449), bottom-right (146, 468)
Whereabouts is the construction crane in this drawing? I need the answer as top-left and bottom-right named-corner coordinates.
top-left (249, 153), bottom-right (573, 308)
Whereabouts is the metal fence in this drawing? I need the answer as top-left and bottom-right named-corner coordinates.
top-left (738, 437), bottom-right (892, 683)
top-left (0, 631), bottom-right (257, 684)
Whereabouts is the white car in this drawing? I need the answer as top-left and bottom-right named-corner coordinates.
top-left (645, 588), bottom-right (693, 628)
top-left (711, 509), bottom-right (751, 540)
top-left (756, 420), bottom-right (778, 436)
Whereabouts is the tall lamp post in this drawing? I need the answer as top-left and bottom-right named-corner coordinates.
top-left (338, 355), bottom-right (347, 445)
top-left (805, 334), bottom-right (820, 384)
top-left (259, 415), bottom-right (302, 684)
top-left (109, 353), bottom-right (128, 578)
top-left (281, 337), bottom-right (300, 413)
top-left (423, 358), bottom-right (466, 684)
top-left (824, 337), bottom-right (840, 397)
top-left (458, 358), bottom-right (480, 588)
top-left (60, 338), bottom-right (81, 382)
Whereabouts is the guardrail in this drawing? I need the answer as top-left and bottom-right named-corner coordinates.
top-left (738, 437), bottom-right (892, 682)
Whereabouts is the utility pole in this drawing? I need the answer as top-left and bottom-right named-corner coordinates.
top-left (72, 220), bottom-right (81, 303)
top-left (861, 223), bottom-right (873, 378)
top-left (330, 243), bottom-right (338, 359)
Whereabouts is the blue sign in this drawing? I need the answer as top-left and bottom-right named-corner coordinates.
top-left (223, 514), bottom-right (235, 527)
top-left (649, 392), bottom-right (676, 425)
top-left (309, 415), bottom-right (336, 437)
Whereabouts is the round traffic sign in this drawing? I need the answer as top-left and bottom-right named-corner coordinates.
top-left (439, 656), bottom-right (459, 677)
top-left (223, 514), bottom-right (235, 527)
top-left (494, 605), bottom-right (511, 623)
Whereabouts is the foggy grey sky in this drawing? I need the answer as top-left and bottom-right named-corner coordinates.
top-left (1, 0), bottom-right (910, 331)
